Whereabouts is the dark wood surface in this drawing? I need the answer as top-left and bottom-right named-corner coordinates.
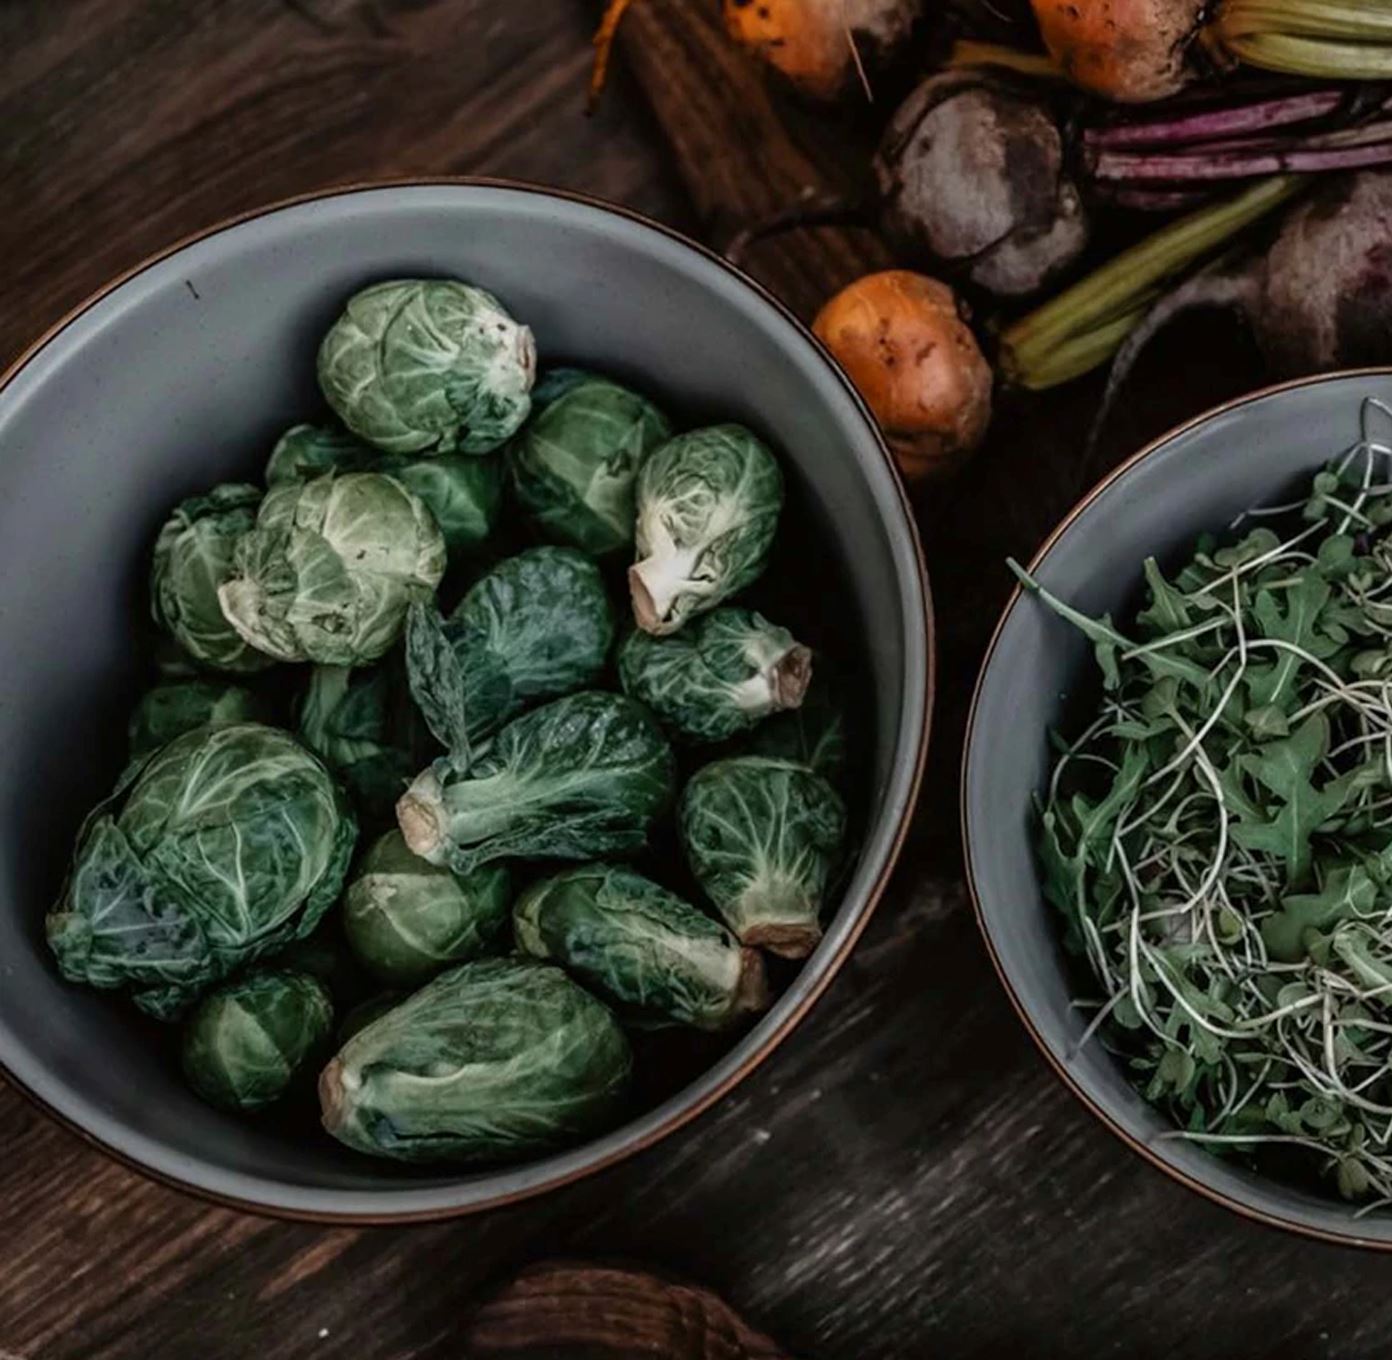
top-left (4, 3), bottom-right (1392, 1358)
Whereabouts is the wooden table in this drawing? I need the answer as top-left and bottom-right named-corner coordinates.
top-left (3, 4), bottom-right (1391, 1357)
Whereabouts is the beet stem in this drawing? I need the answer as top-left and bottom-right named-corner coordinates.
top-left (1083, 89), bottom-right (1349, 150)
top-left (1092, 132), bottom-right (1392, 180)
top-left (1001, 176), bottom-right (1301, 386)
top-left (1225, 31), bottom-right (1392, 80)
top-left (947, 40), bottom-right (1064, 79)
top-left (1089, 185), bottom-right (1217, 211)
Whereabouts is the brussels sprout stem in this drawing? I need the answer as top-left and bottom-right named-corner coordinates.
top-left (630, 548), bottom-right (699, 636)
top-left (729, 948), bottom-right (773, 1023)
top-left (397, 768), bottom-right (447, 863)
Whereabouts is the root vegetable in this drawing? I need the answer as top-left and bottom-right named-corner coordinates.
top-left (813, 270), bottom-right (993, 479)
top-left (723, 0), bottom-right (923, 100)
top-left (876, 70), bottom-right (1089, 297)
top-left (1093, 170), bottom-right (1392, 441)
top-left (1033, 0), bottom-right (1392, 104)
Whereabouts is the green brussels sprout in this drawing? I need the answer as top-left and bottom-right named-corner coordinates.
top-left (382, 454), bottom-right (503, 557)
top-left (297, 653), bottom-right (432, 821)
top-left (530, 366), bottom-right (593, 409)
top-left (617, 607), bottom-right (811, 743)
top-left (319, 957), bottom-right (631, 1163)
top-left (150, 483), bottom-right (272, 673)
top-left (265, 423), bottom-right (374, 485)
top-left (406, 547), bottom-right (614, 754)
top-left (47, 723), bottom-right (358, 1019)
top-left (749, 661), bottom-right (849, 782)
top-left (514, 864), bottom-right (768, 1030)
top-left (338, 991), bottom-right (402, 1043)
top-left (182, 968), bottom-right (334, 1112)
top-left (218, 472), bottom-right (446, 666)
top-left (629, 425), bottom-right (783, 636)
top-left (679, 756), bottom-right (845, 960)
top-left (317, 279), bottom-right (536, 456)
top-left (343, 830), bottom-right (511, 986)
top-left (397, 692), bottom-right (676, 876)
top-left (127, 680), bottom-right (265, 760)
top-left (508, 374), bottom-right (672, 556)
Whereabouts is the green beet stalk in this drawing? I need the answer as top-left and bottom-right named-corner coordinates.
top-left (1215, 0), bottom-right (1392, 80)
top-left (1000, 176), bottom-right (1304, 390)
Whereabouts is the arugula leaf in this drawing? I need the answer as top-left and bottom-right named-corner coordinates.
top-left (1262, 864), bottom-right (1378, 962)
top-left (1245, 575), bottom-right (1338, 710)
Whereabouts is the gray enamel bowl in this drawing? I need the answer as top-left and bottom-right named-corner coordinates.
top-left (965, 370), bottom-right (1392, 1247)
top-left (0, 181), bottom-right (930, 1221)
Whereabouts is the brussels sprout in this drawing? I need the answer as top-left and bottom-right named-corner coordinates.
top-left (509, 374), bottom-right (672, 556)
top-left (514, 864), bottom-right (768, 1030)
top-left (297, 654), bottom-right (432, 821)
top-left (617, 607), bottom-right (811, 743)
top-left (382, 454), bottom-right (503, 557)
top-left (531, 366), bottom-right (594, 409)
top-left (47, 723), bottom-right (357, 1019)
top-left (748, 662), bottom-right (849, 782)
top-left (338, 991), bottom-right (402, 1043)
top-left (629, 425), bottom-right (783, 636)
top-left (218, 472), bottom-right (446, 666)
top-left (265, 423), bottom-right (374, 485)
top-left (679, 756), bottom-right (845, 959)
top-left (182, 969), bottom-right (334, 1112)
top-left (406, 547), bottom-right (614, 754)
top-left (397, 691), bottom-right (676, 875)
top-left (343, 830), bottom-right (511, 986)
top-left (317, 279), bottom-right (536, 456)
top-left (150, 483), bottom-right (272, 673)
top-left (319, 957), bottom-right (631, 1163)
top-left (127, 680), bottom-right (265, 760)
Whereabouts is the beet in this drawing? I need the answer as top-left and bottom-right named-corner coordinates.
top-left (1094, 171), bottom-right (1392, 439)
top-left (875, 71), bottom-right (1089, 297)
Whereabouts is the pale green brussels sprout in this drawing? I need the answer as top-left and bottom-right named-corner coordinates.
top-left (514, 864), bottom-right (768, 1030)
top-left (127, 680), bottom-right (265, 760)
top-left (749, 662), bottom-right (849, 782)
top-left (630, 425), bottom-right (783, 636)
top-left (218, 472), bottom-right (446, 666)
top-left (319, 957), bottom-right (631, 1163)
top-left (317, 279), bottom-right (536, 456)
top-left (344, 830), bottom-right (511, 986)
top-left (509, 373), bottom-right (672, 556)
top-left (47, 723), bottom-right (357, 1019)
top-left (397, 692), bottom-right (676, 876)
top-left (150, 483), bottom-right (272, 673)
top-left (182, 969), bottom-right (334, 1112)
top-left (679, 756), bottom-right (845, 960)
top-left (297, 654), bottom-right (432, 821)
top-left (265, 423), bottom-right (374, 485)
top-left (617, 607), bottom-right (811, 743)
top-left (406, 547), bottom-right (614, 754)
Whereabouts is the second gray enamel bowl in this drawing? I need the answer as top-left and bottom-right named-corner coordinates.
top-left (0, 181), bottom-right (931, 1221)
top-left (965, 370), bottom-right (1392, 1247)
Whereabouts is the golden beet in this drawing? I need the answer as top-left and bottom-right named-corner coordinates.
top-left (813, 271), bottom-right (993, 480)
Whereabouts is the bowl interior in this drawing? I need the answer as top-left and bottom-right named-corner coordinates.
top-left (0, 184), bottom-right (927, 1217)
top-left (966, 372), bottom-right (1392, 1245)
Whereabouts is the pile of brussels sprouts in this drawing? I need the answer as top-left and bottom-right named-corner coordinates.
top-left (46, 277), bottom-right (856, 1166)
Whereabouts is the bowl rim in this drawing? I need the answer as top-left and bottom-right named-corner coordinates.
top-left (1, 175), bottom-right (934, 1224)
top-left (962, 365), bottom-right (1392, 1250)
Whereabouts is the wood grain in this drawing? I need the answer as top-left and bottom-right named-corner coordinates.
top-left (1, 3), bottom-right (1388, 1360)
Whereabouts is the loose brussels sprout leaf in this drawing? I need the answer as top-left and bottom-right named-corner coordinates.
top-left (629, 424), bottom-right (783, 636)
top-left (397, 691), bottom-right (676, 876)
top-left (381, 453), bottom-right (503, 556)
top-left (127, 680), bottom-right (265, 760)
top-left (514, 863), bottom-right (768, 1030)
top-left (265, 423), bottom-right (374, 485)
top-left (320, 957), bottom-right (631, 1163)
top-left (297, 652), bottom-right (432, 822)
top-left (150, 483), bottom-right (272, 673)
top-left (182, 968), bottom-right (334, 1112)
top-left (679, 756), bottom-right (845, 959)
top-left (509, 374), bottom-right (672, 556)
top-left (218, 472), bottom-right (446, 666)
top-left (47, 723), bottom-right (358, 1018)
top-left (406, 546), bottom-right (615, 755)
top-left (618, 607), bottom-right (811, 743)
top-left (748, 661), bottom-right (849, 782)
top-left (344, 830), bottom-right (511, 986)
top-left (317, 279), bottom-right (536, 456)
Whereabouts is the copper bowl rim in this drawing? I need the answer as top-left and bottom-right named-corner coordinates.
top-left (0, 175), bottom-right (935, 1224)
top-left (961, 366), bottom-right (1392, 1251)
